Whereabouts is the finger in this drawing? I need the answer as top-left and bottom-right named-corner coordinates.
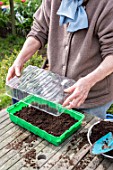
top-left (64, 85), bottom-right (75, 93)
top-left (76, 96), bottom-right (87, 108)
top-left (6, 67), bottom-right (15, 82)
top-left (15, 66), bottom-right (21, 77)
top-left (66, 98), bottom-right (82, 109)
top-left (63, 90), bottom-right (80, 107)
top-left (76, 99), bottom-right (84, 108)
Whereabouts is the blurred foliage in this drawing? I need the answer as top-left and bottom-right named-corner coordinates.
top-left (2, 0), bottom-right (21, 4)
top-left (0, 34), bottom-right (25, 60)
top-left (0, 35), bottom-right (45, 110)
top-left (107, 105), bottom-right (113, 114)
top-left (0, 9), bottom-right (10, 27)
top-left (1, 0), bottom-right (42, 36)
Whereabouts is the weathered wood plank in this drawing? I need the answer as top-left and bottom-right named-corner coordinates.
top-left (0, 122), bottom-right (15, 137)
top-left (0, 118), bottom-right (12, 130)
top-left (95, 158), bottom-right (113, 170)
top-left (84, 156), bottom-right (103, 170)
top-left (0, 130), bottom-right (30, 158)
top-left (35, 136), bottom-right (84, 169)
top-left (0, 110), bottom-right (103, 170)
top-left (39, 117), bottom-right (98, 170)
top-left (107, 163), bottom-right (113, 170)
top-left (0, 125), bottom-right (21, 143)
top-left (27, 114), bottom-right (96, 170)
top-left (6, 112), bottom-right (94, 170)
top-left (8, 140), bottom-right (48, 170)
top-left (73, 152), bottom-right (94, 169)
top-left (50, 144), bottom-right (91, 170)
top-left (0, 113), bottom-right (9, 124)
top-left (0, 109), bottom-right (7, 118)
top-left (0, 128), bottom-right (26, 150)
top-left (0, 138), bottom-right (44, 170)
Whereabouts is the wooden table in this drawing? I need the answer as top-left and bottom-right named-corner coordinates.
top-left (0, 109), bottom-right (113, 170)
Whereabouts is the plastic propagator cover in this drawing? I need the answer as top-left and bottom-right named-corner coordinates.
top-left (6, 65), bottom-right (76, 116)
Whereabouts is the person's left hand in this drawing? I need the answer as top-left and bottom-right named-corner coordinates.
top-left (62, 77), bottom-right (94, 109)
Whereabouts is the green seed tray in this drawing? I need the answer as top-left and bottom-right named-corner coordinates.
top-left (7, 95), bottom-right (85, 146)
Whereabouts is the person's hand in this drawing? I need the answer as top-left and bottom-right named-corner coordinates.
top-left (62, 77), bottom-right (94, 109)
top-left (6, 60), bottom-right (24, 83)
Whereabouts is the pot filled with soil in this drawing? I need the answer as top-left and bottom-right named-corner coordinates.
top-left (7, 96), bottom-right (84, 146)
top-left (87, 120), bottom-right (113, 159)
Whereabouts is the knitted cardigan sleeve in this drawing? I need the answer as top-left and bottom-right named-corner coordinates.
top-left (27, 0), bottom-right (51, 48)
top-left (97, 1), bottom-right (113, 59)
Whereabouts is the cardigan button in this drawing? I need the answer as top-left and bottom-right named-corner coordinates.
top-left (63, 65), bottom-right (66, 71)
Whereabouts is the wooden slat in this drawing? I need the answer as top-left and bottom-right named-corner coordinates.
top-left (0, 109), bottom-right (7, 118)
top-left (0, 125), bottom-right (21, 143)
top-left (8, 140), bottom-right (47, 170)
top-left (20, 137), bottom-right (88, 170)
top-left (2, 109), bottom-right (112, 170)
top-left (0, 113), bottom-right (9, 124)
top-left (107, 163), bottom-right (113, 170)
top-left (34, 135), bottom-right (84, 169)
top-left (73, 152), bottom-right (94, 169)
top-left (6, 112), bottom-right (94, 170)
top-left (0, 118), bottom-right (12, 130)
top-left (84, 156), bottom-right (103, 170)
top-left (0, 122), bottom-right (15, 137)
top-left (0, 130), bottom-right (30, 158)
top-left (39, 117), bottom-right (98, 170)
top-left (0, 127), bottom-right (26, 150)
top-left (0, 117), bottom-right (11, 131)
top-left (0, 138), bottom-right (44, 170)
top-left (50, 144), bottom-right (91, 170)
top-left (95, 158), bottom-right (113, 170)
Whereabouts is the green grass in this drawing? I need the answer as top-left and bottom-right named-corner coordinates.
top-left (0, 35), bottom-right (25, 110)
top-left (0, 35), bottom-right (25, 61)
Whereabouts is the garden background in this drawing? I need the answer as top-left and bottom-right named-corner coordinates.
top-left (0, 0), bottom-right (46, 110)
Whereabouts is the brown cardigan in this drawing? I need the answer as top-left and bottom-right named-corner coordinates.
top-left (27, 0), bottom-right (113, 109)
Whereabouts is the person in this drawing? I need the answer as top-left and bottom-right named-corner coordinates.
top-left (6, 0), bottom-right (113, 119)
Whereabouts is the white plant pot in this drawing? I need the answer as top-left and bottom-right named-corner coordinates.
top-left (87, 119), bottom-right (113, 159)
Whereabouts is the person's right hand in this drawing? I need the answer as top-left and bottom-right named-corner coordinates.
top-left (6, 61), bottom-right (24, 83)
top-left (6, 37), bottom-right (42, 83)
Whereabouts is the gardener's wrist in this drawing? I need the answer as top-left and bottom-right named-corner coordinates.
top-left (13, 57), bottom-right (25, 67)
top-left (83, 74), bottom-right (98, 88)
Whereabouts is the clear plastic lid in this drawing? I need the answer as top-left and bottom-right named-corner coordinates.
top-left (6, 65), bottom-right (76, 116)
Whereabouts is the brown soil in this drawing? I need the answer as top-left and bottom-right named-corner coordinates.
top-left (23, 149), bottom-right (38, 169)
top-left (6, 133), bottom-right (38, 168)
top-left (15, 106), bottom-right (78, 136)
top-left (90, 121), bottom-right (113, 156)
top-left (75, 153), bottom-right (94, 170)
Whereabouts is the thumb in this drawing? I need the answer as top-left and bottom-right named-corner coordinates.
top-left (64, 85), bottom-right (75, 93)
top-left (15, 66), bottom-right (21, 77)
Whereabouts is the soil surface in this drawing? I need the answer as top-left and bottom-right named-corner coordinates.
top-left (90, 121), bottom-right (113, 156)
top-left (15, 106), bottom-right (78, 136)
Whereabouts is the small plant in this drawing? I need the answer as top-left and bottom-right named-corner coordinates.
top-left (0, 0), bottom-right (42, 36)
top-left (15, 0), bottom-right (42, 36)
